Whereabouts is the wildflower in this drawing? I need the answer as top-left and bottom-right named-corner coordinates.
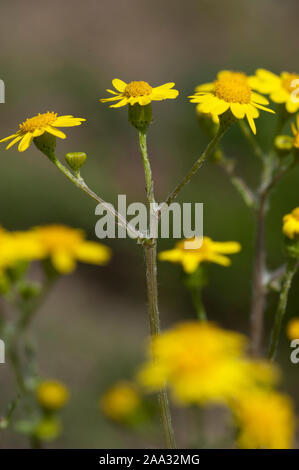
top-left (34, 417), bottom-right (62, 442)
top-left (32, 225), bottom-right (111, 274)
top-left (286, 318), bottom-right (299, 340)
top-left (0, 112), bottom-right (85, 152)
top-left (250, 69), bottom-right (299, 113)
top-left (100, 79), bottom-right (178, 108)
top-left (0, 228), bottom-right (45, 273)
top-left (189, 71), bottom-right (274, 134)
top-left (282, 207), bottom-right (299, 240)
top-left (158, 236), bottom-right (241, 273)
top-left (36, 380), bottom-right (69, 411)
top-left (291, 114), bottom-right (299, 149)
top-left (233, 390), bottom-right (295, 449)
top-left (99, 381), bottom-right (141, 422)
top-left (138, 322), bottom-right (276, 405)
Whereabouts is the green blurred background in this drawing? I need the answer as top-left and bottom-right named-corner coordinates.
top-left (0, 0), bottom-right (298, 448)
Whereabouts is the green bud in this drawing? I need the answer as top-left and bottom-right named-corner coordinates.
top-left (274, 135), bottom-right (294, 157)
top-left (197, 111), bottom-right (219, 138)
top-left (34, 417), bottom-right (62, 442)
top-left (128, 104), bottom-right (152, 132)
top-left (33, 132), bottom-right (56, 160)
top-left (18, 281), bottom-right (41, 300)
top-left (65, 152), bottom-right (87, 173)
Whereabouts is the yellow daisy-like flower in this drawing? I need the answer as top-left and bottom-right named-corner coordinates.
top-left (138, 322), bottom-right (277, 406)
top-left (282, 207), bottom-right (299, 240)
top-left (233, 390), bottom-right (295, 449)
top-left (100, 79), bottom-right (179, 108)
top-left (189, 70), bottom-right (274, 134)
top-left (286, 318), bottom-right (299, 340)
top-left (158, 236), bottom-right (241, 273)
top-left (0, 112), bottom-right (86, 152)
top-left (99, 381), bottom-right (141, 422)
top-left (250, 69), bottom-right (299, 114)
top-left (32, 225), bottom-right (111, 274)
top-left (36, 380), bottom-right (69, 411)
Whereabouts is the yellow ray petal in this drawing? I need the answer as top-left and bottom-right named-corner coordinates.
top-left (112, 79), bottom-right (127, 92)
top-left (6, 135), bottom-right (22, 149)
top-left (246, 114), bottom-right (256, 135)
top-left (0, 133), bottom-right (19, 143)
top-left (18, 133), bottom-right (33, 152)
top-left (110, 98), bottom-right (129, 108)
top-left (52, 251), bottom-right (76, 273)
top-left (230, 103), bottom-right (246, 119)
top-left (45, 126), bottom-right (66, 139)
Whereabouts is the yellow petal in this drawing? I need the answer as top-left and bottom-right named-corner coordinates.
top-left (6, 135), bottom-right (22, 149)
top-left (52, 251), bottom-right (76, 273)
top-left (110, 98), bottom-right (129, 108)
top-left (75, 241), bottom-right (111, 265)
top-left (230, 103), bottom-right (246, 119)
top-left (181, 255), bottom-right (200, 273)
top-left (286, 99), bottom-right (299, 114)
top-left (112, 79), bottom-right (127, 92)
top-left (18, 133), bottom-right (33, 152)
top-left (45, 126), bottom-right (66, 139)
top-left (210, 241), bottom-right (241, 254)
top-left (0, 133), bottom-right (19, 143)
top-left (251, 92), bottom-right (269, 105)
top-left (246, 115), bottom-right (256, 135)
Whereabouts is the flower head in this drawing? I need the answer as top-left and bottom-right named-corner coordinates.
top-left (0, 112), bottom-right (86, 152)
top-left (233, 390), bottom-right (295, 449)
top-left (100, 79), bottom-right (179, 108)
top-left (282, 207), bottom-right (299, 240)
top-left (158, 236), bottom-right (241, 273)
top-left (250, 69), bottom-right (299, 113)
top-left (189, 70), bottom-right (274, 134)
top-left (99, 381), bottom-right (141, 422)
top-left (138, 322), bottom-right (277, 406)
top-left (286, 318), bottom-right (299, 340)
top-left (32, 225), bottom-right (111, 274)
top-left (36, 380), bottom-right (69, 411)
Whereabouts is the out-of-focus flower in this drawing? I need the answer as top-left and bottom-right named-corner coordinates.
top-left (34, 416), bottom-right (62, 442)
top-left (286, 318), bottom-right (299, 340)
top-left (233, 390), bottom-right (295, 449)
top-left (36, 380), bottom-right (69, 411)
top-left (100, 79), bottom-right (178, 108)
top-left (250, 69), bottom-right (299, 114)
top-left (0, 112), bottom-right (85, 152)
top-left (283, 207), bottom-right (299, 240)
top-left (291, 114), bottom-right (299, 149)
top-left (138, 322), bottom-right (277, 406)
top-left (158, 237), bottom-right (241, 273)
top-left (99, 381), bottom-right (141, 422)
top-left (0, 228), bottom-right (45, 273)
top-left (189, 71), bottom-right (274, 134)
top-left (32, 225), bottom-right (111, 274)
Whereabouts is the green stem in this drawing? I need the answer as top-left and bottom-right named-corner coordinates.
top-left (165, 125), bottom-right (227, 206)
top-left (190, 287), bottom-right (207, 322)
top-left (138, 131), bottom-right (176, 449)
top-left (268, 258), bottom-right (298, 361)
top-left (218, 157), bottom-right (256, 208)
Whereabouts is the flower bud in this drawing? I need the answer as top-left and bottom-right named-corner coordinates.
top-left (33, 132), bottom-right (56, 160)
top-left (128, 104), bottom-right (152, 132)
top-left (285, 237), bottom-right (299, 259)
top-left (274, 135), bottom-right (294, 157)
top-left (65, 152), bottom-right (87, 173)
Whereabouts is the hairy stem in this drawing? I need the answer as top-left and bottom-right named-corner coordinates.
top-left (268, 258), bottom-right (298, 361)
top-left (138, 130), bottom-right (176, 449)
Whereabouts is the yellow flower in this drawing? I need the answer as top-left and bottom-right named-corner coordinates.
top-left (286, 318), bottom-right (299, 340)
top-left (233, 390), bottom-right (295, 449)
top-left (138, 322), bottom-right (276, 406)
top-left (0, 112), bottom-right (86, 152)
top-left (100, 79), bottom-right (179, 108)
top-left (189, 70), bottom-right (274, 134)
top-left (32, 225), bottom-right (111, 274)
top-left (291, 114), bottom-right (299, 149)
top-left (36, 380), bottom-right (69, 411)
top-left (282, 207), bottom-right (299, 240)
top-left (0, 228), bottom-right (45, 272)
top-left (250, 69), bottom-right (299, 113)
top-left (158, 236), bottom-right (241, 273)
top-left (99, 381), bottom-right (141, 421)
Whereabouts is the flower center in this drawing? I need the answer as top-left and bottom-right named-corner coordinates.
top-left (214, 72), bottom-right (251, 104)
top-left (125, 81), bottom-right (152, 98)
top-left (19, 112), bottom-right (57, 132)
top-left (282, 73), bottom-right (299, 93)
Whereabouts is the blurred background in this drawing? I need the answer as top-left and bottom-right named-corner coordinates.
top-left (0, 0), bottom-right (298, 448)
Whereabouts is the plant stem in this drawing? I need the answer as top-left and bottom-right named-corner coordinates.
top-left (165, 125), bottom-right (227, 206)
top-left (190, 287), bottom-right (207, 321)
top-left (144, 243), bottom-right (176, 448)
top-left (138, 130), bottom-right (176, 449)
top-left (52, 157), bottom-right (143, 240)
top-left (268, 258), bottom-right (298, 361)
top-left (250, 191), bottom-right (267, 356)
top-left (239, 120), bottom-right (264, 161)
top-left (217, 157), bottom-right (256, 208)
